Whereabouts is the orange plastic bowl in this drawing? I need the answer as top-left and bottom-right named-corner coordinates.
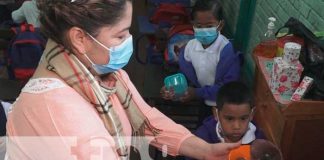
top-left (228, 145), bottom-right (251, 160)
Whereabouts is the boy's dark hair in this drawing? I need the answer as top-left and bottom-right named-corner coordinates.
top-left (191, 0), bottom-right (223, 21)
top-left (251, 139), bottom-right (283, 160)
top-left (216, 81), bottom-right (253, 110)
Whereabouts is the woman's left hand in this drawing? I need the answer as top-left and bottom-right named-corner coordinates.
top-left (179, 87), bottom-right (196, 102)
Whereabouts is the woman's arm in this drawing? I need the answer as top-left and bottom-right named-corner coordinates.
top-left (179, 136), bottom-right (240, 160)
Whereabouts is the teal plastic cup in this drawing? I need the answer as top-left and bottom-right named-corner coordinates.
top-left (164, 73), bottom-right (188, 99)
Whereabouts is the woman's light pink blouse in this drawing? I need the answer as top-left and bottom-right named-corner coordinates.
top-left (6, 70), bottom-right (193, 160)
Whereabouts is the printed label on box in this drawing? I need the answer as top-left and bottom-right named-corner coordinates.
top-left (291, 76), bottom-right (314, 101)
top-left (283, 42), bottom-right (301, 63)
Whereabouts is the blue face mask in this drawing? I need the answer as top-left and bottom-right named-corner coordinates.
top-left (85, 34), bottom-right (133, 75)
top-left (194, 26), bottom-right (219, 46)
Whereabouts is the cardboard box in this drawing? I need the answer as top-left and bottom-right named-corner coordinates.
top-left (291, 76), bottom-right (314, 101)
top-left (283, 42), bottom-right (301, 63)
top-left (270, 57), bottom-right (304, 96)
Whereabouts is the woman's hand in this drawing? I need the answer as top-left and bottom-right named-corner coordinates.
top-left (179, 87), bottom-right (196, 102)
top-left (203, 143), bottom-right (240, 160)
top-left (160, 86), bottom-right (175, 100)
top-left (179, 136), bottom-right (240, 160)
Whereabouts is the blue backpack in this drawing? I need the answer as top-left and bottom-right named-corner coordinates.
top-left (164, 24), bottom-right (194, 64)
top-left (7, 24), bottom-right (46, 82)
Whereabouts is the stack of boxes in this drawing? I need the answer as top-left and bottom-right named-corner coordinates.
top-left (270, 42), bottom-right (304, 97)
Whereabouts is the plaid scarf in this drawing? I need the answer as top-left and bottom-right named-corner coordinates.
top-left (39, 39), bottom-right (161, 159)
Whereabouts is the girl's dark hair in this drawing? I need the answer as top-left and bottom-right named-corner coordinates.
top-left (37, 0), bottom-right (131, 47)
top-left (191, 0), bottom-right (223, 21)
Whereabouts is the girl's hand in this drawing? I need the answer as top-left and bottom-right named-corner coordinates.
top-left (179, 87), bottom-right (196, 102)
top-left (160, 86), bottom-right (175, 100)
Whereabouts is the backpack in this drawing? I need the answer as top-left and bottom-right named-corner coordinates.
top-left (7, 24), bottom-right (46, 82)
top-left (150, 3), bottom-right (190, 27)
top-left (164, 24), bottom-right (194, 64)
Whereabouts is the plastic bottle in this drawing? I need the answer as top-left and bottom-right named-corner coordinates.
top-left (254, 17), bottom-right (278, 58)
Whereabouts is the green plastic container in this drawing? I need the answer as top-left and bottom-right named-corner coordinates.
top-left (164, 73), bottom-right (188, 97)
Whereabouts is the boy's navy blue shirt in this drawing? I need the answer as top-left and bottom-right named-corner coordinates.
top-left (195, 116), bottom-right (265, 144)
top-left (185, 116), bottom-right (265, 160)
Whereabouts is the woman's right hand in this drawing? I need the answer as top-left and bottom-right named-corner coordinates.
top-left (160, 86), bottom-right (175, 100)
top-left (179, 136), bottom-right (240, 160)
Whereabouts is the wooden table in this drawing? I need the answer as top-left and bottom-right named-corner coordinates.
top-left (253, 55), bottom-right (324, 160)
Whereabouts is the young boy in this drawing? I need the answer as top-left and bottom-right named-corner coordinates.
top-left (195, 81), bottom-right (264, 144)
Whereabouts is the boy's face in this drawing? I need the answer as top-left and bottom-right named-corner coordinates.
top-left (215, 103), bottom-right (253, 143)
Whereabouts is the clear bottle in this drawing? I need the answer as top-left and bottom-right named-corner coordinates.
top-left (255, 17), bottom-right (278, 58)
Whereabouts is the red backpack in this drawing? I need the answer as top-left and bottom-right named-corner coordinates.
top-left (150, 3), bottom-right (190, 26)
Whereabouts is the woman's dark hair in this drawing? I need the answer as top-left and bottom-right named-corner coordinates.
top-left (216, 81), bottom-right (253, 111)
top-left (191, 0), bottom-right (223, 21)
top-left (37, 0), bottom-right (131, 47)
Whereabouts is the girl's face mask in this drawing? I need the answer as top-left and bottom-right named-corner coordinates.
top-left (84, 33), bottom-right (133, 75)
top-left (194, 24), bottom-right (220, 46)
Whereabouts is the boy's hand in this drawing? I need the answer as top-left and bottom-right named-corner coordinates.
top-left (160, 86), bottom-right (175, 100)
top-left (180, 87), bottom-right (196, 102)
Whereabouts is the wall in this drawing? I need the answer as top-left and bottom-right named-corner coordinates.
top-left (220, 0), bottom-right (241, 38)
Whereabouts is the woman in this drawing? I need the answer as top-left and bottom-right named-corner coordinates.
top-left (6, 0), bottom-right (239, 159)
